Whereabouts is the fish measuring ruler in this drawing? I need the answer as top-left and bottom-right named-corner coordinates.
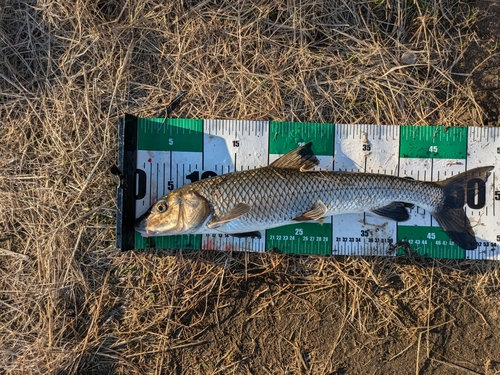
top-left (116, 114), bottom-right (500, 260)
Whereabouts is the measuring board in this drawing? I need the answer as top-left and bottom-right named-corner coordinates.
top-left (116, 114), bottom-right (500, 260)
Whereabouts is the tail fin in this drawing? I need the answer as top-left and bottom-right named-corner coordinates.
top-left (433, 166), bottom-right (494, 250)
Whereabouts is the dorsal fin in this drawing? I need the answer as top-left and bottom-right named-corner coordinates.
top-left (269, 142), bottom-right (319, 170)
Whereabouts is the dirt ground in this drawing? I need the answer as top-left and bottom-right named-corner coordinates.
top-left (1, 0), bottom-right (500, 374)
top-left (456, 0), bottom-right (500, 127)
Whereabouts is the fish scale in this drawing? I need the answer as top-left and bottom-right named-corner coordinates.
top-left (189, 167), bottom-right (444, 234)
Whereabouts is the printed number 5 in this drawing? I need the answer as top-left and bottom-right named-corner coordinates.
top-left (169, 138), bottom-right (174, 145)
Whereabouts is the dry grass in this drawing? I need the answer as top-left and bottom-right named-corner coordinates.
top-left (1, 0), bottom-right (500, 374)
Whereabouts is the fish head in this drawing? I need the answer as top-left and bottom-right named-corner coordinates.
top-left (134, 189), bottom-right (211, 236)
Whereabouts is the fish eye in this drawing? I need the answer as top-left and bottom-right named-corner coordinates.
top-left (156, 201), bottom-right (168, 213)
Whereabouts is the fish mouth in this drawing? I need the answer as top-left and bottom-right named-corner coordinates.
top-left (134, 215), bottom-right (157, 237)
top-left (135, 228), bottom-right (158, 237)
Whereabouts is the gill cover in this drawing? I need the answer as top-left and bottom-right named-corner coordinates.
top-left (174, 189), bottom-right (211, 233)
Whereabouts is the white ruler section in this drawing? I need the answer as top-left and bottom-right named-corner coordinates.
top-left (332, 124), bottom-right (400, 256)
top-left (201, 120), bottom-right (269, 252)
top-left (467, 127), bottom-right (500, 260)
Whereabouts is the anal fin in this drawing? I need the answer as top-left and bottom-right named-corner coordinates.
top-left (293, 200), bottom-right (328, 222)
top-left (371, 202), bottom-right (413, 222)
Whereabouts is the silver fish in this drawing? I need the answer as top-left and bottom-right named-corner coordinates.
top-left (135, 142), bottom-right (493, 250)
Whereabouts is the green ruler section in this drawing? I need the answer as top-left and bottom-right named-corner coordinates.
top-left (267, 121), bottom-right (335, 255)
top-left (398, 125), bottom-right (468, 257)
top-left (399, 125), bottom-right (467, 159)
top-left (135, 118), bottom-right (204, 250)
top-left (269, 121), bottom-right (334, 155)
top-left (137, 118), bottom-right (203, 152)
top-left (397, 226), bottom-right (465, 259)
top-left (266, 223), bottom-right (333, 255)
top-left (135, 233), bottom-right (202, 250)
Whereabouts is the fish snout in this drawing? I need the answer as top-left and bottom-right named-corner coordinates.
top-left (134, 209), bottom-right (155, 237)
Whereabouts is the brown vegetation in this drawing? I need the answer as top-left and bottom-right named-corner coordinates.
top-left (1, 0), bottom-right (500, 373)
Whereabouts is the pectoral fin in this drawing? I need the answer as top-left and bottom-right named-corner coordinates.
top-left (207, 203), bottom-right (252, 228)
top-left (371, 202), bottom-right (413, 222)
top-left (292, 200), bottom-right (328, 222)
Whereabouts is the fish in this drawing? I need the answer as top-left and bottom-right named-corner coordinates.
top-left (134, 142), bottom-right (494, 250)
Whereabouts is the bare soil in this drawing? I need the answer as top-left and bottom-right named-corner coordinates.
top-left (1, 0), bottom-right (500, 374)
top-left (456, 0), bottom-right (500, 126)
